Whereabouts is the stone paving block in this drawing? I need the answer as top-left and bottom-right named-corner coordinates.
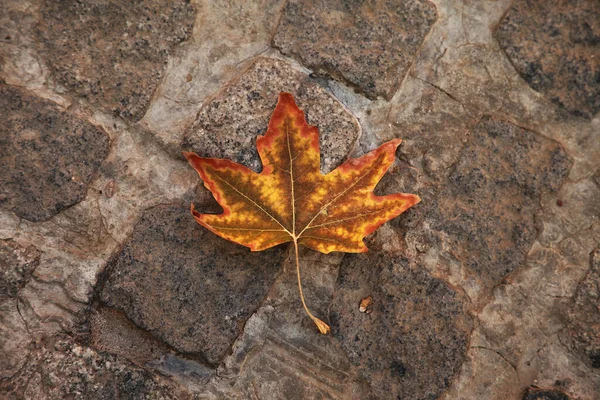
top-left (0, 299), bottom-right (31, 380)
top-left (183, 57), bottom-right (360, 174)
top-left (141, 0), bottom-right (286, 152)
top-left (435, 118), bottom-right (572, 285)
top-left (0, 84), bottom-right (110, 222)
top-left (330, 253), bottom-right (471, 400)
top-left (35, 0), bottom-right (195, 121)
top-left (204, 249), bottom-right (373, 399)
top-left (384, 117), bottom-right (573, 296)
top-left (496, 0), bottom-right (600, 119)
top-left (0, 0), bottom-right (599, 398)
top-left (100, 204), bottom-right (287, 365)
top-left (273, 0), bottom-right (437, 100)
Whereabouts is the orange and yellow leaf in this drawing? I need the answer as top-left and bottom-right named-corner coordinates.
top-left (183, 92), bottom-right (420, 253)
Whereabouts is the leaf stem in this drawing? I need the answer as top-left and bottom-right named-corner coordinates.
top-left (293, 239), bottom-right (330, 334)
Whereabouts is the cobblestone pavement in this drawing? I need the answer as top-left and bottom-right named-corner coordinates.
top-left (1, 1), bottom-right (598, 399)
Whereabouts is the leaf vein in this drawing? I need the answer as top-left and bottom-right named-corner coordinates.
top-left (213, 174), bottom-right (291, 234)
top-left (298, 155), bottom-right (384, 238)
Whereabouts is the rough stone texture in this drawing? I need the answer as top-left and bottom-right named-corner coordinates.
top-left (0, 335), bottom-right (194, 399)
top-left (100, 204), bottom-right (286, 365)
top-left (201, 249), bottom-right (374, 399)
top-left (0, 239), bottom-right (40, 300)
top-left (0, 299), bottom-right (31, 380)
top-left (273, 0), bottom-right (437, 100)
top-left (35, 0), bottom-right (195, 121)
top-left (431, 117), bottom-right (571, 289)
top-left (495, 0), bottom-right (600, 119)
top-left (1, 0), bottom-right (600, 398)
top-left (372, 115), bottom-right (572, 300)
top-left (183, 57), bottom-right (361, 174)
top-left (523, 386), bottom-right (570, 400)
top-left (566, 249), bottom-right (600, 369)
top-left (141, 0), bottom-right (286, 152)
top-left (331, 253), bottom-right (471, 400)
top-left (0, 84), bottom-right (110, 222)
top-left (88, 306), bottom-right (214, 390)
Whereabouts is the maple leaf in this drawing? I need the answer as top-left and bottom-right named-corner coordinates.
top-left (183, 92), bottom-right (420, 333)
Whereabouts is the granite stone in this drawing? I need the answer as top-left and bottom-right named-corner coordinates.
top-left (0, 84), bottom-right (109, 222)
top-left (331, 253), bottom-right (471, 400)
top-left (36, 0), bottom-right (195, 120)
top-left (496, 0), bottom-right (600, 119)
top-left (183, 57), bottom-right (360, 174)
top-left (273, 0), bottom-right (437, 99)
top-left (100, 204), bottom-right (287, 365)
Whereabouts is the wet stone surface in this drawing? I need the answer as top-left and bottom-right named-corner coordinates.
top-left (273, 0), bottom-right (437, 100)
top-left (35, 0), bottom-right (195, 121)
top-left (496, 0), bottom-right (600, 119)
top-left (330, 253), bottom-right (471, 400)
top-left (0, 239), bottom-right (40, 300)
top-left (99, 204), bottom-right (287, 366)
top-left (182, 57), bottom-right (360, 174)
top-left (0, 84), bottom-right (109, 222)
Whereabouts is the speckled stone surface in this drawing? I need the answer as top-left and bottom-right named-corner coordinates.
top-left (35, 0), bottom-right (195, 121)
top-left (0, 335), bottom-right (194, 399)
top-left (566, 248), bottom-right (600, 369)
top-left (0, 84), bottom-right (109, 222)
top-left (0, 240), bottom-right (39, 300)
top-left (331, 253), bottom-right (471, 400)
top-left (1, 0), bottom-right (599, 398)
top-left (273, 0), bottom-right (437, 100)
top-left (496, 0), bottom-right (600, 119)
top-left (432, 118), bottom-right (571, 287)
top-left (378, 116), bottom-right (572, 294)
top-left (523, 386), bottom-right (571, 400)
top-left (99, 204), bottom-right (287, 365)
top-left (183, 57), bottom-right (360, 174)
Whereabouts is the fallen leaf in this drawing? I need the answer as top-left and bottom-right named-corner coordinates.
top-left (359, 295), bottom-right (373, 314)
top-left (184, 92), bottom-right (420, 333)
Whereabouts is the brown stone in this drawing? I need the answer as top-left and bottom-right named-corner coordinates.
top-left (496, 0), bottom-right (600, 119)
top-left (330, 252), bottom-right (471, 400)
top-left (523, 386), bottom-right (571, 400)
top-left (0, 84), bottom-right (109, 222)
top-left (433, 118), bottom-right (571, 286)
top-left (0, 334), bottom-right (193, 399)
top-left (89, 306), bottom-right (214, 385)
top-left (273, 0), bottom-right (437, 100)
top-left (35, 0), bottom-right (195, 121)
top-left (0, 239), bottom-right (40, 300)
top-left (99, 204), bottom-right (287, 365)
top-left (182, 57), bottom-right (360, 174)
top-left (384, 117), bottom-right (573, 292)
top-left (567, 248), bottom-right (600, 369)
